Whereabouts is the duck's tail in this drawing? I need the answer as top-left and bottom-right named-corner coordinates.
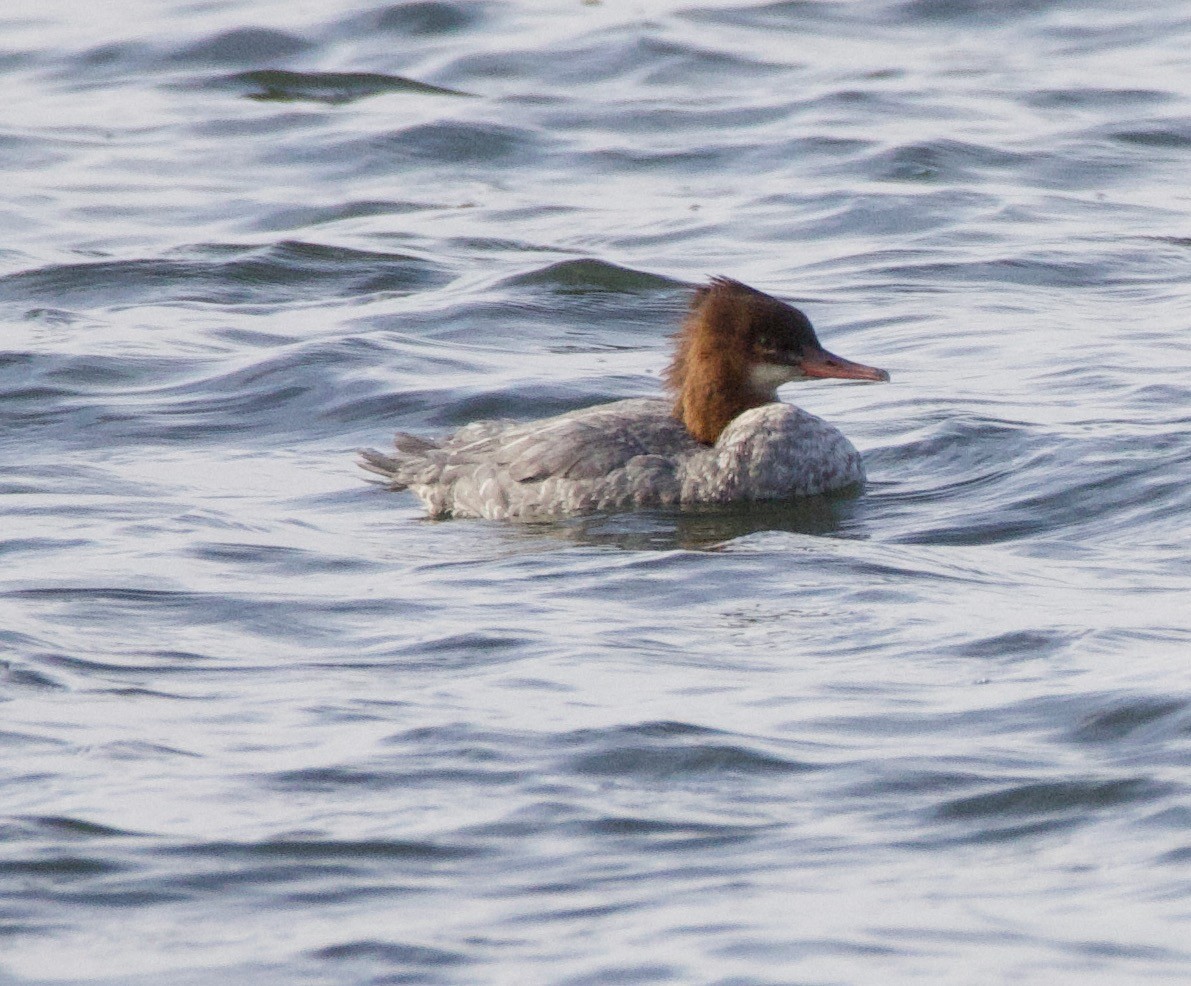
top-left (357, 448), bottom-right (407, 488)
top-left (357, 432), bottom-right (441, 490)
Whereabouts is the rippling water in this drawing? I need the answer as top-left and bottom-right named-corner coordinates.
top-left (3, 0), bottom-right (1190, 982)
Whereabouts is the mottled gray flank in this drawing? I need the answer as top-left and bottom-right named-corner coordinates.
top-left (360, 398), bottom-right (864, 519)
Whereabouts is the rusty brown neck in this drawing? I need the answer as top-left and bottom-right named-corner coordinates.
top-left (664, 290), bottom-right (775, 445)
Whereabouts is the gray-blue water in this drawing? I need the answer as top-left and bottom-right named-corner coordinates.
top-left (2, 1), bottom-right (1190, 982)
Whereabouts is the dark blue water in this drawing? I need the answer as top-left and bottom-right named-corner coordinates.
top-left (2, 1), bottom-right (1190, 982)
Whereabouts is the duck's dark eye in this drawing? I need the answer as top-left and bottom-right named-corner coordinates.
top-left (757, 334), bottom-right (798, 363)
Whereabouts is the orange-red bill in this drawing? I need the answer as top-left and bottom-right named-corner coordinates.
top-left (801, 347), bottom-right (890, 382)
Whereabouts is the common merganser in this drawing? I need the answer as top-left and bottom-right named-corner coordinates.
top-left (360, 277), bottom-right (889, 519)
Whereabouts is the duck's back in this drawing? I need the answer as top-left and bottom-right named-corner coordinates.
top-left (362, 398), bottom-right (699, 519)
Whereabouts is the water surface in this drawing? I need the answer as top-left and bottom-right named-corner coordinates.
top-left (2, 1), bottom-right (1190, 983)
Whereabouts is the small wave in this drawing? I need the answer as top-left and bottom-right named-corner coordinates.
top-left (164, 836), bottom-right (482, 863)
top-left (561, 721), bottom-right (817, 780)
top-left (311, 939), bottom-right (471, 968)
top-left (896, 0), bottom-right (1059, 24)
top-left (0, 855), bottom-right (129, 879)
top-left (171, 27), bottom-right (313, 65)
top-left (1069, 698), bottom-right (1190, 745)
top-left (337, 1), bottom-right (487, 38)
top-left (1105, 120), bottom-right (1191, 150)
top-left (11, 815), bottom-right (135, 839)
top-left (866, 139), bottom-right (1032, 184)
top-left (265, 762), bottom-right (523, 792)
top-left (936, 777), bottom-right (1168, 824)
top-left (190, 540), bottom-right (380, 575)
top-left (950, 629), bottom-right (1073, 661)
top-left (249, 199), bottom-right (434, 233)
top-left (0, 241), bottom-right (452, 310)
top-left (1025, 87), bottom-right (1170, 109)
top-left (226, 69), bottom-right (471, 104)
top-left (567, 743), bottom-right (814, 779)
top-left (580, 815), bottom-right (772, 842)
top-left (1, 536), bottom-right (91, 558)
top-left (501, 259), bottom-right (684, 293)
top-left (341, 120), bottom-right (544, 171)
top-left (0, 728), bottom-right (72, 752)
top-left (0, 658), bottom-right (68, 692)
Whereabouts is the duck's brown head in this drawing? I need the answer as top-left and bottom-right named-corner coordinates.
top-left (664, 277), bottom-right (889, 444)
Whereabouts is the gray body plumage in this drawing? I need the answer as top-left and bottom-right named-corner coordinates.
top-left (359, 398), bottom-right (865, 520)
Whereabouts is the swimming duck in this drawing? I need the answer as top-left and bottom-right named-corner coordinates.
top-left (360, 277), bottom-right (888, 519)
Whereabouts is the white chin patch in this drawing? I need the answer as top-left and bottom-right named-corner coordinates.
top-left (749, 362), bottom-right (805, 394)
